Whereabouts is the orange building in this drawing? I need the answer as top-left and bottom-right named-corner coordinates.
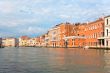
top-left (74, 23), bottom-right (86, 47)
top-left (35, 37), bottom-right (41, 46)
top-left (68, 18), bottom-right (104, 47)
top-left (64, 23), bottom-right (86, 47)
top-left (84, 18), bottom-right (104, 47)
top-left (38, 18), bottom-right (104, 48)
top-left (38, 35), bottom-right (45, 47)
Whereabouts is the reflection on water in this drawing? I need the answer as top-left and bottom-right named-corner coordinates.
top-left (0, 47), bottom-right (110, 73)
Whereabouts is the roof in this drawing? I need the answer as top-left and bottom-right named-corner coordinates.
top-left (20, 36), bottom-right (30, 39)
top-left (104, 15), bottom-right (110, 18)
top-left (86, 18), bottom-right (104, 25)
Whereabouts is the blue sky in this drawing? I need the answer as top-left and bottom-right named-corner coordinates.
top-left (0, 0), bottom-right (110, 37)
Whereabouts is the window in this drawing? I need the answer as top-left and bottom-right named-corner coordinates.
top-left (72, 39), bottom-right (74, 41)
top-left (101, 32), bottom-right (104, 37)
top-left (107, 19), bottom-right (108, 25)
top-left (53, 32), bottom-right (56, 34)
top-left (53, 37), bottom-right (56, 40)
top-left (85, 28), bottom-right (86, 31)
top-left (107, 29), bottom-right (108, 36)
top-left (106, 40), bottom-right (108, 46)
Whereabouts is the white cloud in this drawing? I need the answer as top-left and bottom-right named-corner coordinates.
top-left (79, 0), bottom-right (98, 3)
top-left (32, 0), bottom-right (52, 3)
top-left (0, 18), bottom-right (38, 27)
top-left (32, 8), bottom-right (52, 15)
top-left (0, 0), bottom-right (110, 37)
top-left (19, 27), bottom-right (46, 35)
top-left (59, 14), bottom-right (72, 19)
top-left (0, 1), bottom-right (15, 14)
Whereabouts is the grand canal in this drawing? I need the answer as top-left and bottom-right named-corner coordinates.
top-left (0, 47), bottom-right (110, 73)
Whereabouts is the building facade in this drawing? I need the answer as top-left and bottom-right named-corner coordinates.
top-left (63, 18), bottom-right (104, 48)
top-left (48, 25), bottom-right (60, 47)
top-left (0, 38), bottom-right (2, 47)
top-left (2, 38), bottom-right (18, 47)
top-left (48, 23), bottom-right (73, 47)
top-left (85, 18), bottom-right (104, 47)
top-left (103, 16), bottom-right (110, 47)
top-left (64, 23), bottom-right (86, 47)
top-left (28, 38), bottom-right (38, 47)
top-left (19, 36), bottom-right (30, 47)
top-left (44, 33), bottom-right (49, 47)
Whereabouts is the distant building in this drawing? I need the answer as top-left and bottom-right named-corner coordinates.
top-left (2, 38), bottom-right (18, 47)
top-left (0, 38), bottom-right (2, 47)
top-left (2, 39), bottom-right (6, 47)
top-left (28, 38), bottom-right (37, 47)
top-left (44, 33), bottom-right (49, 47)
top-left (19, 36), bottom-right (30, 47)
top-left (36, 37), bottom-right (41, 46)
top-left (39, 35), bottom-right (45, 47)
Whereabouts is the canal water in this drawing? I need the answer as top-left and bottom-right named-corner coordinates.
top-left (0, 47), bottom-right (110, 73)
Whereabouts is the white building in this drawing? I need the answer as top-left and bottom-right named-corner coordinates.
top-left (2, 38), bottom-right (18, 47)
top-left (48, 26), bottom-right (60, 47)
top-left (28, 38), bottom-right (37, 47)
top-left (104, 16), bottom-right (110, 47)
